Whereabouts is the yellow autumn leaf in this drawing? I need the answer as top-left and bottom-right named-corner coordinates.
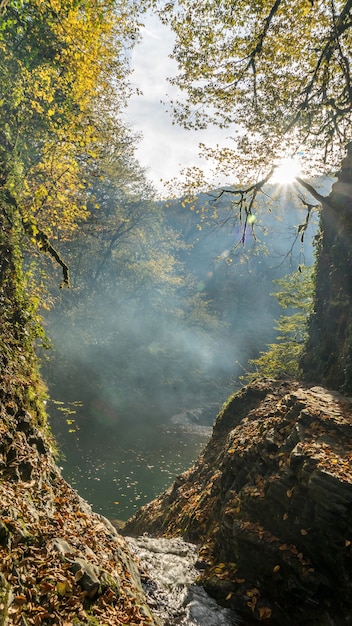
top-left (273, 565), bottom-right (280, 573)
top-left (258, 606), bottom-right (272, 620)
top-left (246, 588), bottom-right (259, 598)
top-left (57, 580), bottom-right (70, 596)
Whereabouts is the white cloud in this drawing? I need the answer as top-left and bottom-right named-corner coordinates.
top-left (126, 13), bottom-right (235, 195)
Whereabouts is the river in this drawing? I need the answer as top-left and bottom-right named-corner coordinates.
top-left (51, 405), bottom-right (249, 623)
top-left (51, 406), bottom-right (213, 520)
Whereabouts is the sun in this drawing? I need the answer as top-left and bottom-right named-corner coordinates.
top-left (270, 157), bottom-right (302, 185)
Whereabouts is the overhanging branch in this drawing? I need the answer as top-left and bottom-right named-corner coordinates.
top-left (34, 230), bottom-right (70, 288)
top-left (21, 217), bottom-right (70, 288)
top-left (295, 177), bottom-right (330, 205)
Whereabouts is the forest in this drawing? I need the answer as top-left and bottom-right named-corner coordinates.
top-left (0, 1), bottom-right (352, 625)
top-left (44, 186), bottom-right (319, 519)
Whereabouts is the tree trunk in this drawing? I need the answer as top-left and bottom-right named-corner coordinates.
top-left (300, 143), bottom-right (352, 392)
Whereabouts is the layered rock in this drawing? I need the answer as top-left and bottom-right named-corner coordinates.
top-left (125, 379), bottom-right (352, 625)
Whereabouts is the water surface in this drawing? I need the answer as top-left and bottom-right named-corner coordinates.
top-left (51, 410), bottom-right (211, 520)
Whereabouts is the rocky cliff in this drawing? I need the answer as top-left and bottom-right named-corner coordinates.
top-left (0, 402), bottom-right (159, 625)
top-left (125, 379), bottom-right (352, 625)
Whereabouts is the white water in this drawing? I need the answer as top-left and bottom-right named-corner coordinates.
top-left (127, 535), bottom-right (240, 625)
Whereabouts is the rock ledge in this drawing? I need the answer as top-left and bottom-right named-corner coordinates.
top-left (125, 379), bottom-right (352, 625)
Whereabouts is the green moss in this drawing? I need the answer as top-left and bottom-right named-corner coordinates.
top-left (301, 188), bottom-right (352, 390)
top-left (0, 207), bottom-right (58, 453)
top-left (0, 574), bottom-right (11, 626)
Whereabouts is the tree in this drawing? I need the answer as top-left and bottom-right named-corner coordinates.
top-left (243, 266), bottom-right (314, 381)
top-left (0, 0), bottom-right (138, 275)
top-left (148, 0), bottom-right (352, 391)
top-left (151, 0), bottom-right (351, 174)
top-left (0, 0), bottom-right (140, 432)
top-left (45, 157), bottom-right (227, 416)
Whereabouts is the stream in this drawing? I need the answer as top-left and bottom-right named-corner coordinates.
top-left (53, 405), bottom-right (243, 623)
top-left (127, 535), bottom-right (241, 625)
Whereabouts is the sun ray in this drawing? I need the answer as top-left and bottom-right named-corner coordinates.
top-left (271, 157), bottom-right (302, 185)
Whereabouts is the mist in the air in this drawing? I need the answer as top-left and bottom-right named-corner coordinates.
top-left (41, 182), bottom-right (325, 519)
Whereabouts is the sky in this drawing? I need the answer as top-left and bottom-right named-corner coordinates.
top-left (126, 13), bottom-right (235, 195)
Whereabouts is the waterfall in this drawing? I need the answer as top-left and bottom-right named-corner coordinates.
top-left (127, 535), bottom-right (240, 625)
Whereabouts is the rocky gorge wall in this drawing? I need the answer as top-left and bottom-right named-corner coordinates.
top-left (0, 401), bottom-right (160, 626)
top-left (125, 379), bottom-right (352, 625)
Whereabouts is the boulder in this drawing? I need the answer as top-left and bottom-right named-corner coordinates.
top-left (125, 379), bottom-right (352, 625)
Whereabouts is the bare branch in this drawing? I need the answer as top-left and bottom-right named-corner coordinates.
top-left (21, 215), bottom-right (70, 288)
top-left (295, 177), bottom-right (330, 205)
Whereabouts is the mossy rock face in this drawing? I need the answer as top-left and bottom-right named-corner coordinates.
top-left (0, 574), bottom-right (12, 626)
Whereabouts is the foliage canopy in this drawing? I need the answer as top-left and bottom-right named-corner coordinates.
top-left (151, 0), bottom-right (352, 181)
top-left (0, 0), bottom-right (140, 283)
top-left (243, 265), bottom-right (314, 381)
